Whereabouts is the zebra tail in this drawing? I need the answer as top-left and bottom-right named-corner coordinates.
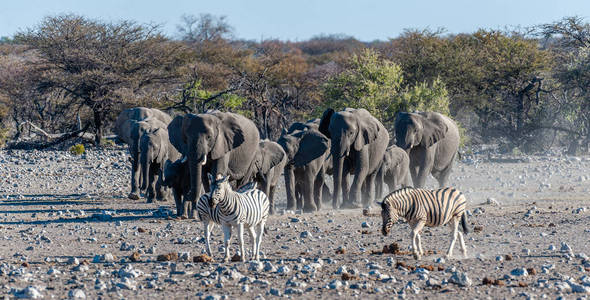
top-left (460, 212), bottom-right (469, 235)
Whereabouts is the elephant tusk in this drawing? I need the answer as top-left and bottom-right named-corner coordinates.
top-left (180, 156), bottom-right (187, 163)
top-left (201, 155), bottom-right (207, 165)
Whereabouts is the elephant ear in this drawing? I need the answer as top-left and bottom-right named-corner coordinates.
top-left (318, 108), bottom-right (334, 138)
top-left (294, 130), bottom-right (329, 167)
top-left (354, 109), bottom-right (381, 151)
top-left (167, 115), bottom-right (186, 155)
top-left (211, 113), bottom-right (245, 160)
top-left (259, 142), bottom-right (286, 174)
top-left (419, 113), bottom-right (448, 147)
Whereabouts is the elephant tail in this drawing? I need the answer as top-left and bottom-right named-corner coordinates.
top-left (460, 212), bottom-right (469, 235)
top-left (456, 151), bottom-right (462, 161)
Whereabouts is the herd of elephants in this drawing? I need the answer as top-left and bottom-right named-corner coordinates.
top-left (114, 107), bottom-right (460, 218)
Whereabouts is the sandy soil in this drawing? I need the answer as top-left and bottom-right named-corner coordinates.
top-left (0, 149), bottom-right (589, 299)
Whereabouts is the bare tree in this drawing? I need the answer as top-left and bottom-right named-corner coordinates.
top-left (15, 14), bottom-right (189, 145)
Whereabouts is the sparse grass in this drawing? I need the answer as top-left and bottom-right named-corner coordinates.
top-left (69, 144), bottom-right (85, 155)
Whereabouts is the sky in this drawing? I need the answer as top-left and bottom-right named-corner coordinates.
top-left (0, 0), bottom-right (588, 41)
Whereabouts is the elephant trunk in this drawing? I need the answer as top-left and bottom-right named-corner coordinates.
top-left (284, 166), bottom-right (296, 211)
top-left (332, 154), bottom-right (344, 209)
top-left (140, 147), bottom-right (151, 191)
top-left (187, 145), bottom-right (206, 203)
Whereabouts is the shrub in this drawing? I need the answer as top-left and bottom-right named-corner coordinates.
top-left (69, 144), bottom-right (85, 155)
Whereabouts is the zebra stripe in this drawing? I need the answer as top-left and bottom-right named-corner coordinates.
top-left (383, 187), bottom-right (466, 227)
top-left (380, 186), bottom-right (469, 260)
top-left (208, 175), bottom-right (269, 261)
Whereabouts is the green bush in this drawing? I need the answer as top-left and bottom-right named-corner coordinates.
top-left (69, 144), bottom-right (85, 155)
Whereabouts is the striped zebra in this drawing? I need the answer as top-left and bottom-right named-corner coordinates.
top-left (195, 182), bottom-right (257, 258)
top-left (207, 174), bottom-right (269, 262)
top-left (377, 187), bottom-right (469, 260)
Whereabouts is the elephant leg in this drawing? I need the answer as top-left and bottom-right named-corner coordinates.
top-left (345, 153), bottom-right (368, 209)
top-left (302, 170), bottom-right (317, 213)
top-left (146, 164), bottom-right (156, 203)
top-left (284, 167), bottom-right (296, 211)
top-left (129, 154), bottom-right (141, 200)
top-left (155, 167), bottom-right (166, 202)
top-left (321, 183), bottom-right (332, 204)
top-left (363, 172), bottom-right (377, 208)
top-left (435, 158), bottom-right (455, 188)
top-left (269, 185), bottom-right (277, 213)
top-left (375, 170), bottom-right (383, 199)
top-left (341, 173), bottom-right (350, 207)
top-left (173, 189), bottom-right (184, 217)
top-left (313, 172), bottom-right (324, 210)
top-left (295, 182), bottom-right (304, 210)
top-left (264, 181), bottom-right (275, 215)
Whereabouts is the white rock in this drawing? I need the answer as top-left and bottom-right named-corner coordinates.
top-left (449, 271), bottom-right (472, 287)
top-left (14, 286), bottom-right (43, 299)
top-left (68, 289), bottom-right (86, 299)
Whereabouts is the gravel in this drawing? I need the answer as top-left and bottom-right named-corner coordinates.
top-left (0, 150), bottom-right (589, 298)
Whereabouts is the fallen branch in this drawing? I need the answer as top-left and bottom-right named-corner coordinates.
top-left (8, 122), bottom-right (94, 150)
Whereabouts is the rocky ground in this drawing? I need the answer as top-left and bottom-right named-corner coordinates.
top-left (0, 148), bottom-right (589, 299)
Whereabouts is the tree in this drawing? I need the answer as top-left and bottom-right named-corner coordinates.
top-left (16, 14), bottom-right (189, 145)
top-left (321, 48), bottom-right (450, 129)
top-left (539, 17), bottom-right (590, 153)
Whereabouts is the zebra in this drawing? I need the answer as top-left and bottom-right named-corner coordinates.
top-left (377, 187), bottom-right (469, 260)
top-left (207, 173), bottom-right (269, 262)
top-left (195, 181), bottom-right (257, 258)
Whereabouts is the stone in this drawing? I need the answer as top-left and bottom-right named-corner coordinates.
top-left (248, 261), bottom-right (263, 272)
top-left (300, 231), bottom-right (312, 239)
top-left (449, 271), bottom-right (472, 287)
top-left (14, 286), bottom-right (43, 299)
top-left (328, 279), bottom-right (343, 290)
top-left (486, 197), bottom-right (500, 206)
top-left (361, 222), bottom-right (370, 228)
top-left (511, 268), bottom-right (528, 277)
top-left (276, 265), bottom-right (290, 275)
top-left (68, 289), bottom-right (86, 299)
top-left (92, 253), bottom-right (115, 263)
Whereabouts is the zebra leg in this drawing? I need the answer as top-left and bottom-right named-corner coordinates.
top-left (204, 220), bottom-right (214, 257)
top-left (410, 221), bottom-right (425, 260)
top-left (248, 226), bottom-right (257, 261)
top-left (446, 217), bottom-right (460, 259)
top-left (416, 232), bottom-right (424, 256)
top-left (237, 224), bottom-right (246, 262)
top-left (458, 231), bottom-right (467, 258)
top-left (222, 224), bottom-right (232, 262)
top-left (255, 222), bottom-right (265, 261)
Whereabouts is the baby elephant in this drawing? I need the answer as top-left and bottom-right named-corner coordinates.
top-left (375, 146), bottom-right (411, 199)
top-left (160, 158), bottom-right (192, 218)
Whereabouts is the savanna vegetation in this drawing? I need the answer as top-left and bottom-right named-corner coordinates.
top-left (1, 14), bottom-right (590, 153)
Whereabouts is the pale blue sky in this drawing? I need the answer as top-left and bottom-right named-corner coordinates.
top-left (1, 0), bottom-right (588, 41)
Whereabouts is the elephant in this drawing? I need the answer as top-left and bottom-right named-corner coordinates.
top-left (139, 127), bottom-right (181, 202)
top-left (160, 158), bottom-right (192, 218)
top-left (115, 107), bottom-right (171, 200)
top-left (179, 111), bottom-right (260, 210)
top-left (319, 108), bottom-right (389, 209)
top-left (117, 117), bottom-right (169, 200)
top-left (394, 111), bottom-right (460, 188)
top-left (278, 119), bottom-right (331, 212)
top-left (375, 146), bottom-right (411, 198)
top-left (248, 140), bottom-right (287, 215)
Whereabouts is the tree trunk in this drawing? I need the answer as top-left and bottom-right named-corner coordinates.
top-left (94, 109), bottom-right (103, 146)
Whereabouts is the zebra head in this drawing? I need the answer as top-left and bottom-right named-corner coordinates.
top-left (378, 200), bottom-right (398, 236)
top-left (208, 173), bottom-right (231, 207)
